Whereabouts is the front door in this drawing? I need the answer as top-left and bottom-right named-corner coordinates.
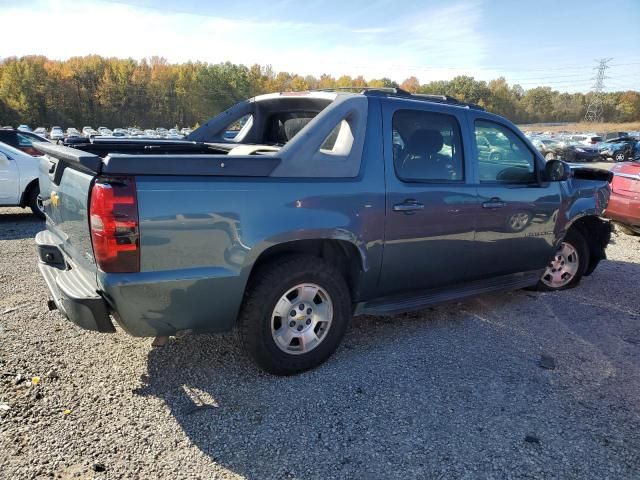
top-left (470, 118), bottom-right (560, 277)
top-left (378, 105), bottom-right (478, 296)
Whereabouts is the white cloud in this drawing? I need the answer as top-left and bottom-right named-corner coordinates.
top-left (0, 0), bottom-right (494, 83)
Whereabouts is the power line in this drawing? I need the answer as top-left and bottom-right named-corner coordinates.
top-left (584, 58), bottom-right (612, 122)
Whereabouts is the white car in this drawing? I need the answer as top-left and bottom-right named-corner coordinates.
top-left (17, 124), bottom-right (31, 132)
top-left (570, 134), bottom-right (603, 146)
top-left (66, 128), bottom-right (81, 138)
top-left (49, 126), bottom-right (64, 141)
top-left (33, 127), bottom-right (48, 138)
top-left (97, 127), bottom-right (113, 136)
top-left (82, 126), bottom-right (98, 138)
top-left (0, 141), bottom-right (44, 218)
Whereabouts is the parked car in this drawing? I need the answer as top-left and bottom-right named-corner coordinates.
top-left (34, 89), bottom-right (612, 375)
top-left (33, 127), bottom-right (48, 138)
top-left (605, 160), bottom-right (640, 235)
top-left (97, 127), bottom-right (113, 136)
top-left (571, 134), bottom-right (603, 146)
top-left (604, 132), bottom-right (628, 141)
top-left (531, 138), bottom-right (559, 160)
top-left (554, 140), bottom-right (601, 162)
top-left (112, 128), bottom-right (128, 137)
top-left (17, 124), bottom-right (32, 132)
top-left (66, 128), bottom-right (81, 138)
top-left (599, 137), bottom-right (638, 162)
top-left (0, 141), bottom-right (44, 218)
top-left (166, 128), bottom-right (184, 139)
top-left (49, 126), bottom-right (64, 141)
top-left (0, 128), bottom-right (51, 156)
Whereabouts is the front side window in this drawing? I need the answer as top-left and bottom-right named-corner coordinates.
top-left (474, 120), bottom-right (536, 184)
top-left (392, 109), bottom-right (464, 182)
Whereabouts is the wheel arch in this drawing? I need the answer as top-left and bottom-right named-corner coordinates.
top-left (566, 215), bottom-right (612, 276)
top-left (19, 179), bottom-right (39, 207)
top-left (244, 238), bottom-right (366, 303)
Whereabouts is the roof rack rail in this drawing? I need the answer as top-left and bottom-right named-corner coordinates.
top-left (311, 87), bottom-right (484, 110)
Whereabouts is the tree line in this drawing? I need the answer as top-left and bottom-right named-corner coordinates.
top-left (1, 55), bottom-right (639, 128)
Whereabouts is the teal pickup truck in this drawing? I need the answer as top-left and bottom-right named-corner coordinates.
top-left (34, 89), bottom-right (612, 375)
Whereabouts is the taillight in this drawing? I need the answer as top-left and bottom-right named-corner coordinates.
top-left (89, 177), bottom-right (140, 273)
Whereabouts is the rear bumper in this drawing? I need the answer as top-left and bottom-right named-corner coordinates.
top-left (36, 230), bottom-right (245, 337)
top-left (36, 231), bottom-right (115, 333)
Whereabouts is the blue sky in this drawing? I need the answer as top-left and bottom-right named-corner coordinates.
top-left (1, 0), bottom-right (639, 92)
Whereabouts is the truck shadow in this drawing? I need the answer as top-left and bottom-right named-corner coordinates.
top-left (136, 257), bottom-right (640, 479)
top-left (0, 210), bottom-right (43, 240)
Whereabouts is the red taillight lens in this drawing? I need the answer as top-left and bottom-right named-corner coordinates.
top-left (89, 177), bottom-right (140, 273)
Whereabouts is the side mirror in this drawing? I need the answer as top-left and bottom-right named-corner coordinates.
top-left (545, 159), bottom-right (571, 181)
top-left (0, 152), bottom-right (9, 164)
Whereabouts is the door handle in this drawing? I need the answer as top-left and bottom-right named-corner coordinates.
top-left (393, 199), bottom-right (424, 213)
top-left (482, 197), bottom-right (507, 209)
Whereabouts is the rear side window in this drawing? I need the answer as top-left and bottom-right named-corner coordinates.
top-left (16, 133), bottom-right (35, 147)
top-left (392, 109), bottom-right (464, 182)
top-left (474, 120), bottom-right (536, 184)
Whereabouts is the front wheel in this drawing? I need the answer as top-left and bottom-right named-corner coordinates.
top-left (536, 229), bottom-right (589, 291)
top-left (239, 255), bottom-right (351, 375)
top-left (614, 152), bottom-right (626, 162)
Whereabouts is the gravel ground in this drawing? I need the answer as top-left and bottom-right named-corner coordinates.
top-left (1, 206), bottom-right (639, 480)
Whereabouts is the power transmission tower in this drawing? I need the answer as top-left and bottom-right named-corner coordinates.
top-left (583, 58), bottom-right (611, 122)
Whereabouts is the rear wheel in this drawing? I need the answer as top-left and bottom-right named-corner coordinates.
top-left (239, 255), bottom-right (351, 375)
top-left (536, 229), bottom-right (589, 291)
top-left (27, 184), bottom-right (45, 219)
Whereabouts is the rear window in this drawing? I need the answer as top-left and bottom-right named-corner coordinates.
top-left (265, 111), bottom-right (317, 145)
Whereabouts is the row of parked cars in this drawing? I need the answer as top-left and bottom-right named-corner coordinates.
top-left (13, 125), bottom-right (193, 141)
top-left (524, 131), bottom-right (640, 163)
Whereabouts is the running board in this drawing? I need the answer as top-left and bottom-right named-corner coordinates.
top-left (355, 270), bottom-right (542, 316)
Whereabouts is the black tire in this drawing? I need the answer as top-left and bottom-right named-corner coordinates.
top-left (239, 255), bottom-right (351, 375)
top-left (614, 152), bottom-right (626, 162)
top-left (27, 184), bottom-right (45, 219)
top-left (535, 228), bottom-right (589, 291)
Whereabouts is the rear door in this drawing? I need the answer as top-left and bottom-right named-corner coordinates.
top-left (470, 117), bottom-right (561, 277)
top-left (378, 101), bottom-right (478, 296)
top-left (0, 145), bottom-right (19, 204)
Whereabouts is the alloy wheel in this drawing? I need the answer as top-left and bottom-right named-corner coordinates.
top-left (541, 242), bottom-right (579, 288)
top-left (271, 283), bottom-right (333, 355)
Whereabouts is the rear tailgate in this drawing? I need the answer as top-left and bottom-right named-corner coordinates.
top-left (34, 142), bottom-right (120, 331)
top-left (34, 142), bottom-right (102, 292)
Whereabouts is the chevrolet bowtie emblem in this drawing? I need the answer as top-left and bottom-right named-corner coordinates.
top-left (51, 191), bottom-right (60, 208)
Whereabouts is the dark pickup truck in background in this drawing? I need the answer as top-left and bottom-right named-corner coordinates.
top-left (34, 89), bottom-right (612, 374)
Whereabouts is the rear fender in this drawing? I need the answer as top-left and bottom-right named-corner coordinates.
top-left (240, 229), bottom-right (369, 299)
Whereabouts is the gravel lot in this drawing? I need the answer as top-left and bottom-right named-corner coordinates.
top-left (1, 206), bottom-right (639, 480)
